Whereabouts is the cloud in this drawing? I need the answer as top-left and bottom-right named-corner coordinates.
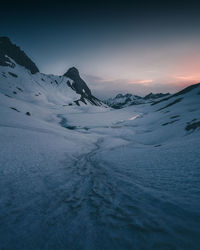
top-left (175, 75), bottom-right (199, 81)
top-left (128, 79), bottom-right (153, 84)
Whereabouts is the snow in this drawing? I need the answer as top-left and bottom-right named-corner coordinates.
top-left (0, 63), bottom-right (200, 249)
top-left (105, 92), bottom-right (170, 109)
top-left (105, 93), bottom-right (145, 108)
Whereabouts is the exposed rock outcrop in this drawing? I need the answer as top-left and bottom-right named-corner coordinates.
top-left (0, 37), bottom-right (39, 74)
top-left (64, 67), bottom-right (102, 106)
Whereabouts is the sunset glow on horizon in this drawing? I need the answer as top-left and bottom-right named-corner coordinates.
top-left (1, 0), bottom-right (200, 98)
top-left (128, 80), bottom-right (153, 85)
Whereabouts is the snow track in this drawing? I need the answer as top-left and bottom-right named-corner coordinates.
top-left (0, 65), bottom-right (200, 249)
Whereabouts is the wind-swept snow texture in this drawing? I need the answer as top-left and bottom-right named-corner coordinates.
top-left (0, 53), bottom-right (200, 250)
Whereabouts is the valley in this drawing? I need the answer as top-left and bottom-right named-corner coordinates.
top-left (0, 37), bottom-right (200, 249)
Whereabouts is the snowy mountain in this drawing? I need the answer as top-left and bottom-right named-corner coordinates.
top-left (105, 92), bottom-right (170, 109)
top-left (150, 82), bottom-right (200, 133)
top-left (144, 92), bottom-right (170, 100)
top-left (105, 93), bottom-right (145, 108)
top-left (0, 37), bottom-right (200, 249)
top-left (0, 37), bottom-right (103, 108)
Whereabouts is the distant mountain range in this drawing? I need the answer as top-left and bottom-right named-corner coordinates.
top-left (105, 92), bottom-right (170, 109)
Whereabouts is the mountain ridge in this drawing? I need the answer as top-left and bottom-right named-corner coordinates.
top-left (0, 37), bottom-right (39, 74)
top-left (0, 37), bottom-right (102, 107)
top-left (105, 92), bottom-right (170, 109)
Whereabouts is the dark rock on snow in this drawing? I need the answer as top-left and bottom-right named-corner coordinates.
top-left (0, 37), bottom-right (39, 74)
top-left (64, 67), bottom-right (102, 106)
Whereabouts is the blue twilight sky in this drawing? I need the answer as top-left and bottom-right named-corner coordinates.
top-left (1, 0), bottom-right (200, 98)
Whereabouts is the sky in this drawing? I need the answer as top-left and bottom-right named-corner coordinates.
top-left (1, 0), bottom-right (200, 98)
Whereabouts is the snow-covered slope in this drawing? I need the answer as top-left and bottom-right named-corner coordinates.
top-left (0, 63), bottom-right (80, 106)
top-left (150, 82), bottom-right (200, 136)
top-left (105, 92), bottom-right (170, 109)
top-left (0, 37), bottom-right (200, 249)
top-left (1, 79), bottom-right (199, 249)
top-left (0, 37), bottom-right (103, 108)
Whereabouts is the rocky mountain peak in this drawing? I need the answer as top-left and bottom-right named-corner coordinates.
top-left (64, 67), bottom-right (90, 95)
top-left (0, 36), bottom-right (11, 44)
top-left (64, 67), bottom-right (102, 106)
top-left (0, 36), bottom-right (39, 74)
top-left (64, 67), bottom-right (80, 81)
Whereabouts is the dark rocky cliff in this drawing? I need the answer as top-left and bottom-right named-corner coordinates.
top-left (0, 37), bottom-right (39, 74)
top-left (64, 67), bottom-right (102, 106)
